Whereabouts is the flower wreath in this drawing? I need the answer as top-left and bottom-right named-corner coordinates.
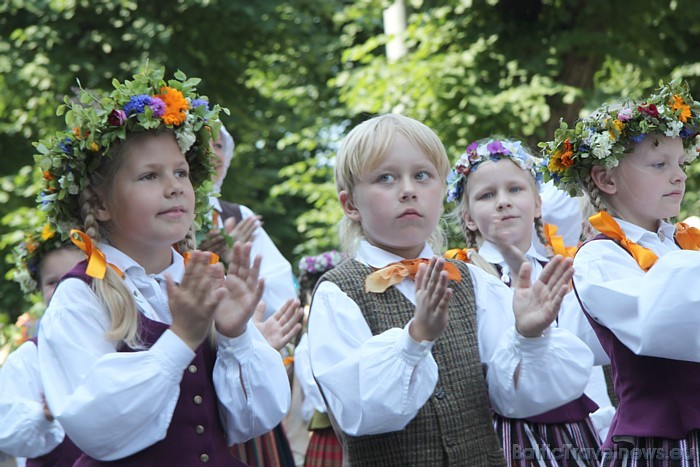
top-left (298, 250), bottom-right (348, 275)
top-left (446, 138), bottom-right (542, 203)
top-left (13, 223), bottom-right (68, 293)
top-left (34, 65), bottom-right (226, 238)
top-left (540, 78), bottom-right (700, 197)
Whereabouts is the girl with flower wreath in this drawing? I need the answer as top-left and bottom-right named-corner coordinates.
top-left (33, 67), bottom-right (290, 466)
top-left (306, 113), bottom-right (594, 466)
top-left (445, 137), bottom-right (615, 466)
top-left (0, 223), bottom-right (83, 467)
top-left (541, 78), bottom-right (700, 466)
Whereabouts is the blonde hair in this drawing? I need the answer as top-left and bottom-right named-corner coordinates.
top-left (79, 130), bottom-right (198, 348)
top-left (334, 114), bottom-right (450, 256)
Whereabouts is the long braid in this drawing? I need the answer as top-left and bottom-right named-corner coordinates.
top-left (533, 216), bottom-right (553, 258)
top-left (79, 183), bottom-right (141, 348)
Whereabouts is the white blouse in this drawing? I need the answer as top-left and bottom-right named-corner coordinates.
top-left (38, 244), bottom-right (290, 461)
top-left (209, 198), bottom-right (297, 321)
top-left (574, 217), bottom-right (700, 361)
top-left (308, 241), bottom-right (594, 437)
top-left (0, 341), bottom-right (64, 458)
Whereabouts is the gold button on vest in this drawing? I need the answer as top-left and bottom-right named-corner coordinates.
top-left (199, 454), bottom-right (209, 463)
top-left (195, 424), bottom-right (205, 434)
top-left (188, 364), bottom-right (198, 374)
top-left (194, 395), bottom-right (203, 405)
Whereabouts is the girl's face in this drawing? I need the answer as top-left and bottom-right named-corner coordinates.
top-left (339, 133), bottom-right (445, 259)
top-left (39, 247), bottom-right (84, 304)
top-left (210, 131), bottom-right (226, 184)
top-left (96, 133), bottom-right (196, 268)
top-left (463, 159), bottom-right (541, 253)
top-left (604, 136), bottom-right (687, 231)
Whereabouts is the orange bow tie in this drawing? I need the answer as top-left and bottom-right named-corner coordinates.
top-left (365, 258), bottom-right (462, 293)
top-left (543, 224), bottom-right (578, 258)
top-left (69, 230), bottom-right (124, 279)
top-left (674, 222), bottom-right (700, 251)
top-left (588, 212), bottom-right (658, 271)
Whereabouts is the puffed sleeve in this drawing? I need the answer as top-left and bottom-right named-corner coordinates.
top-left (575, 242), bottom-right (700, 361)
top-left (469, 264), bottom-right (594, 418)
top-left (214, 323), bottom-right (291, 442)
top-left (308, 281), bottom-right (437, 436)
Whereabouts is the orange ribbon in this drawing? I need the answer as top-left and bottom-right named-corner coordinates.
top-left (69, 229), bottom-right (124, 279)
top-left (588, 212), bottom-right (659, 271)
top-left (543, 224), bottom-right (578, 258)
top-left (444, 248), bottom-right (470, 262)
top-left (182, 251), bottom-right (220, 265)
top-left (212, 210), bottom-right (221, 228)
top-left (365, 258), bottom-right (462, 293)
top-left (674, 222), bottom-right (700, 251)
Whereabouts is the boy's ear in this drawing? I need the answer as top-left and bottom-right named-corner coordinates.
top-left (590, 166), bottom-right (617, 195)
top-left (339, 191), bottom-right (361, 222)
top-left (462, 210), bottom-right (479, 232)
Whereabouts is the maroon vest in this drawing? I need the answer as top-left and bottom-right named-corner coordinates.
top-left (60, 262), bottom-right (248, 466)
top-left (24, 337), bottom-right (82, 467)
top-left (573, 237), bottom-right (700, 446)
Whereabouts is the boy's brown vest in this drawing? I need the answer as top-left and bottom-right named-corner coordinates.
top-left (316, 259), bottom-right (505, 466)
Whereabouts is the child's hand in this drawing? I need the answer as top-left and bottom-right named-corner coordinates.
top-left (513, 255), bottom-right (573, 337)
top-left (253, 298), bottom-right (303, 351)
top-left (490, 214), bottom-right (527, 278)
top-left (198, 216), bottom-right (260, 264)
top-left (409, 257), bottom-right (453, 342)
top-left (168, 251), bottom-right (225, 350)
top-left (213, 242), bottom-right (265, 338)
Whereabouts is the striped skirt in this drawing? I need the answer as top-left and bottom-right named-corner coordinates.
top-left (494, 413), bottom-right (601, 467)
top-left (601, 431), bottom-right (700, 467)
top-left (230, 423), bottom-right (296, 467)
top-left (304, 427), bottom-right (343, 467)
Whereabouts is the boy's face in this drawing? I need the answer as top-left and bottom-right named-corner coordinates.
top-left (607, 136), bottom-right (686, 231)
top-left (339, 133), bottom-right (445, 259)
top-left (463, 159), bottom-right (541, 254)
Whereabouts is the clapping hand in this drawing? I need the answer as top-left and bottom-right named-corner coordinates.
top-left (409, 257), bottom-right (453, 342)
top-left (168, 251), bottom-right (226, 350)
top-left (253, 298), bottom-right (303, 351)
top-left (513, 255), bottom-right (573, 338)
top-left (213, 242), bottom-right (265, 338)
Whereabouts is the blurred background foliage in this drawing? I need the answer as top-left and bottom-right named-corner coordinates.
top-left (2, 0), bottom-right (700, 350)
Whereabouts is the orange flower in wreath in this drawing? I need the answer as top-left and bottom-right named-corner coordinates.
top-left (155, 86), bottom-right (189, 126)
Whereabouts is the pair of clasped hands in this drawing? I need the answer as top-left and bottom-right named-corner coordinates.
top-left (409, 217), bottom-right (574, 344)
top-left (166, 241), bottom-right (301, 352)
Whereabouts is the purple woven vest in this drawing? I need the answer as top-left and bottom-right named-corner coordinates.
top-left (573, 237), bottom-right (700, 447)
top-left (24, 337), bottom-right (82, 467)
top-left (60, 262), bottom-right (247, 466)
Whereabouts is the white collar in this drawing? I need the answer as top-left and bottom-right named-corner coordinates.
top-left (209, 195), bottom-right (223, 213)
top-left (99, 243), bottom-right (185, 283)
top-left (478, 240), bottom-right (549, 266)
top-left (608, 217), bottom-right (676, 246)
top-left (356, 240), bottom-right (434, 269)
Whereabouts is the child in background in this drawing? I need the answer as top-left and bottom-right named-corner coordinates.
top-left (0, 225), bottom-right (83, 467)
top-left (307, 114), bottom-right (594, 466)
top-left (541, 78), bottom-right (700, 466)
top-left (34, 67), bottom-right (290, 465)
top-left (446, 137), bottom-right (613, 464)
top-left (294, 250), bottom-right (347, 467)
top-left (203, 124), bottom-right (300, 467)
